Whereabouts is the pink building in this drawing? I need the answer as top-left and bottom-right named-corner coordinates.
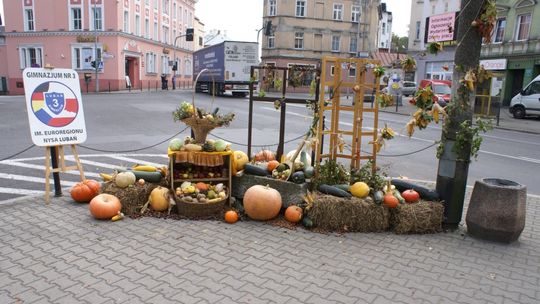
top-left (0, 0), bottom-right (197, 95)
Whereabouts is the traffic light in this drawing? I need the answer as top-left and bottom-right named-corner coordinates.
top-left (172, 61), bottom-right (178, 71)
top-left (186, 28), bottom-right (194, 41)
top-left (90, 61), bottom-right (96, 68)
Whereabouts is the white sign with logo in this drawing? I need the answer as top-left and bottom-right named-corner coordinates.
top-left (479, 59), bottom-right (507, 70)
top-left (23, 68), bottom-right (87, 147)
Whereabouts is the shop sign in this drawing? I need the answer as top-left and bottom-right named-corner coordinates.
top-left (22, 68), bottom-right (87, 146)
top-left (480, 59), bottom-right (507, 70)
top-left (76, 35), bottom-right (97, 43)
top-left (425, 12), bottom-right (459, 43)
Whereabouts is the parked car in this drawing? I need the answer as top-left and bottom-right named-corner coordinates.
top-left (419, 79), bottom-right (452, 106)
top-left (509, 75), bottom-right (540, 119)
top-left (402, 81), bottom-right (417, 97)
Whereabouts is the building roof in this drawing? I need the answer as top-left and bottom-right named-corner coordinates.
top-left (370, 51), bottom-right (401, 68)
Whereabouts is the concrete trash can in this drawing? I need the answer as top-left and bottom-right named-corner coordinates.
top-left (466, 178), bottom-right (526, 243)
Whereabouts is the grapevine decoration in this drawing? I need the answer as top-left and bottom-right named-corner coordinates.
top-left (427, 42), bottom-right (443, 55)
top-left (378, 93), bottom-right (394, 108)
top-left (405, 87), bottom-right (447, 137)
top-left (370, 124), bottom-right (395, 153)
top-left (400, 56), bottom-right (417, 72)
top-left (472, 0), bottom-right (497, 43)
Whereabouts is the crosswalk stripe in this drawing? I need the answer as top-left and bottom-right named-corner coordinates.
top-left (0, 160), bottom-right (101, 178)
top-left (0, 187), bottom-right (43, 196)
top-left (0, 172), bottom-right (77, 187)
top-left (64, 156), bottom-right (121, 170)
top-left (106, 155), bottom-right (166, 168)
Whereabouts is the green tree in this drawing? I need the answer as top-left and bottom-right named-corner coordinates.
top-left (391, 34), bottom-right (408, 52)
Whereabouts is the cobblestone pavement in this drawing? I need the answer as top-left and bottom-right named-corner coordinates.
top-left (1, 191), bottom-right (539, 304)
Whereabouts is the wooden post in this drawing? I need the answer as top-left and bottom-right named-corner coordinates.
top-left (44, 145), bottom-right (85, 203)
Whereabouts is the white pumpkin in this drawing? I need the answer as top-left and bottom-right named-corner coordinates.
top-left (285, 150), bottom-right (312, 167)
top-left (115, 171), bottom-right (136, 188)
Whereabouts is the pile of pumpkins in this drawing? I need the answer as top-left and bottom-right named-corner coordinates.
top-left (233, 149), bottom-right (314, 184)
top-left (169, 136), bottom-right (230, 153)
top-left (70, 179), bottom-right (123, 221)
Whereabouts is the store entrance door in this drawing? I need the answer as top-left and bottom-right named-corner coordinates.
top-left (125, 57), bottom-right (139, 89)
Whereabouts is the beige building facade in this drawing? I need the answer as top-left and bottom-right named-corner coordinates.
top-left (261, 0), bottom-right (380, 71)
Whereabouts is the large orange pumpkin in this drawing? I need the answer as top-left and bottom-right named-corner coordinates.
top-left (70, 179), bottom-right (101, 203)
top-left (243, 185), bottom-right (282, 221)
top-left (284, 205), bottom-right (303, 223)
top-left (89, 194), bottom-right (122, 219)
top-left (254, 150), bottom-right (276, 162)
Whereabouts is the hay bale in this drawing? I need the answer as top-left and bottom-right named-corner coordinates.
top-left (101, 182), bottom-right (161, 216)
top-left (308, 194), bottom-right (390, 232)
top-left (391, 201), bottom-right (444, 234)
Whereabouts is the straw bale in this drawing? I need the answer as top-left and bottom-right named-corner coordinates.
top-left (391, 201), bottom-right (444, 234)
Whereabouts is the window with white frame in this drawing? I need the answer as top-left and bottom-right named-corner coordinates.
top-left (295, 0), bottom-right (306, 17)
top-left (154, 0), bottom-right (158, 9)
top-left (515, 13), bottom-right (531, 41)
top-left (71, 46), bottom-right (101, 70)
top-left (24, 8), bottom-right (34, 31)
top-left (332, 35), bottom-right (340, 52)
top-left (382, 22), bottom-right (386, 35)
top-left (163, 0), bottom-right (169, 15)
top-left (123, 11), bottom-right (129, 32)
top-left (91, 6), bottom-right (103, 30)
top-left (352, 5), bottom-right (360, 22)
top-left (173, 2), bottom-right (177, 18)
top-left (333, 4), bottom-right (343, 20)
top-left (188, 12), bottom-right (193, 27)
top-left (154, 21), bottom-right (158, 40)
top-left (294, 32), bottom-right (304, 49)
top-left (161, 55), bottom-right (170, 74)
top-left (184, 58), bottom-right (192, 76)
top-left (145, 18), bottom-right (150, 38)
top-left (19, 46), bottom-right (42, 68)
top-left (162, 26), bottom-right (169, 44)
top-left (349, 36), bottom-right (357, 53)
top-left (268, 34), bottom-right (275, 48)
top-left (269, 0), bottom-right (277, 16)
top-left (135, 15), bottom-right (141, 36)
top-left (146, 52), bottom-right (157, 73)
top-left (70, 7), bottom-right (82, 30)
top-left (493, 18), bottom-right (506, 43)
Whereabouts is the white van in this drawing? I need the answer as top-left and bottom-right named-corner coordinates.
top-left (510, 75), bottom-right (540, 119)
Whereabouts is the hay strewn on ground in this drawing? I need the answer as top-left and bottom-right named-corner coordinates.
top-left (308, 194), bottom-right (390, 232)
top-left (101, 182), bottom-right (161, 216)
top-left (391, 201), bottom-right (444, 234)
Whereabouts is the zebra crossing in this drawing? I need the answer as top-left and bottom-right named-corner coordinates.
top-left (0, 153), bottom-right (170, 202)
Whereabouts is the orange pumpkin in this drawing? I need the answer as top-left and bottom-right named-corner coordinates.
top-left (383, 194), bottom-right (399, 208)
top-left (254, 150), bottom-right (276, 162)
top-left (224, 210), bottom-right (239, 224)
top-left (284, 206), bottom-right (303, 223)
top-left (89, 194), bottom-right (122, 219)
top-left (70, 179), bottom-right (101, 203)
top-left (266, 160), bottom-right (280, 172)
top-left (243, 185), bottom-right (282, 221)
top-left (195, 182), bottom-right (209, 191)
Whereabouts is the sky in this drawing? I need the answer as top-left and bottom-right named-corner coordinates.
top-left (195, 0), bottom-right (412, 42)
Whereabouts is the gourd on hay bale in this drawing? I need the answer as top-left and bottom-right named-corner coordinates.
top-left (308, 195), bottom-right (390, 232)
top-left (391, 201), bottom-right (444, 234)
top-left (101, 181), bottom-right (161, 216)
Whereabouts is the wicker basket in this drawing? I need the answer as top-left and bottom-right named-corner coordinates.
top-left (175, 195), bottom-right (227, 218)
top-left (181, 116), bottom-right (219, 144)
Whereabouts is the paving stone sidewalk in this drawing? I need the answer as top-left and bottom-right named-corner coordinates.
top-left (1, 190), bottom-right (539, 304)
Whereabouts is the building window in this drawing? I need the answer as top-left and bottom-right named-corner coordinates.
top-left (24, 9), bottom-right (34, 31)
top-left (415, 21), bottom-right (421, 40)
top-left (349, 67), bottom-right (356, 77)
top-left (294, 32), bottom-right (304, 49)
top-left (145, 18), bottom-right (150, 38)
top-left (71, 46), bottom-right (101, 70)
top-left (179, 6), bottom-right (183, 22)
top-left (70, 8), bottom-right (82, 30)
top-left (296, 0), bottom-right (306, 17)
top-left (161, 55), bottom-right (170, 74)
top-left (352, 5), bottom-right (360, 22)
top-left (333, 4), bottom-right (343, 20)
top-left (515, 13), bottom-right (531, 41)
top-left (91, 6), bottom-right (103, 31)
top-left (269, 0), bottom-right (277, 16)
top-left (332, 35), bottom-right (340, 52)
top-left (154, 0), bottom-right (158, 9)
top-left (431, 5), bottom-right (435, 14)
top-left (382, 22), bottom-right (386, 35)
top-left (268, 34), bottom-right (275, 48)
top-left (184, 58), bottom-right (192, 76)
top-left (163, 0), bottom-right (169, 15)
top-left (145, 0), bottom-right (149, 5)
top-left (135, 15), bottom-right (141, 36)
top-left (349, 36), bottom-right (357, 53)
top-left (162, 26), bottom-right (169, 44)
top-left (173, 2), bottom-right (177, 19)
top-left (493, 18), bottom-right (505, 43)
top-left (19, 47), bottom-right (42, 68)
top-left (444, 1), bottom-right (449, 12)
top-left (154, 21), bottom-right (158, 40)
top-left (146, 52), bottom-right (157, 73)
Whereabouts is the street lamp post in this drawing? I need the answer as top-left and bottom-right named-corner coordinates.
top-left (172, 28), bottom-right (194, 90)
top-left (94, 1), bottom-right (99, 93)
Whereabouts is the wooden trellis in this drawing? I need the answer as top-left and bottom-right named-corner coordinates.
top-left (315, 56), bottom-right (381, 172)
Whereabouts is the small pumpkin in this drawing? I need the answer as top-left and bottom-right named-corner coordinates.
top-left (266, 160), bottom-right (280, 172)
top-left (89, 194), bottom-right (122, 220)
top-left (284, 206), bottom-right (303, 223)
top-left (254, 149), bottom-right (276, 162)
top-left (115, 171), bottom-right (136, 188)
top-left (70, 179), bottom-right (101, 203)
top-left (243, 185), bottom-right (282, 221)
top-left (402, 189), bottom-right (420, 203)
top-left (383, 194), bottom-right (399, 208)
top-left (195, 182), bottom-right (209, 191)
top-left (149, 186), bottom-right (170, 212)
top-left (350, 182), bottom-right (370, 198)
top-left (233, 150), bottom-right (249, 171)
top-left (224, 210), bottom-right (239, 224)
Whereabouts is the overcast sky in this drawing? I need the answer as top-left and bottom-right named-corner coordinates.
top-left (195, 0), bottom-right (412, 41)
